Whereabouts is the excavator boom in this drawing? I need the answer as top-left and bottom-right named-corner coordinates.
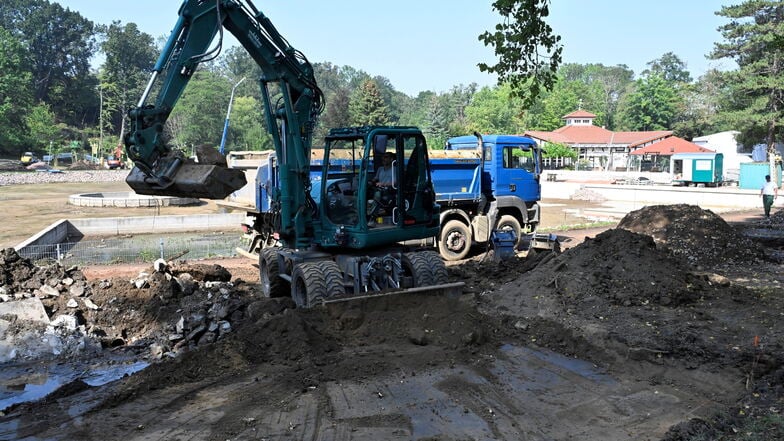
top-left (124, 0), bottom-right (321, 201)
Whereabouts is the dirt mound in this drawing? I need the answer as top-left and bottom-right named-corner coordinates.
top-left (106, 292), bottom-right (504, 405)
top-left (769, 208), bottom-right (784, 225)
top-left (498, 229), bottom-right (711, 308)
top-left (480, 228), bottom-right (777, 371)
top-left (618, 204), bottom-right (764, 267)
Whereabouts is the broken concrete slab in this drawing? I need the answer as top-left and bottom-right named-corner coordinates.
top-left (0, 298), bottom-right (50, 324)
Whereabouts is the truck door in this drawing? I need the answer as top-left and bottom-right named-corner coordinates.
top-left (492, 142), bottom-right (540, 202)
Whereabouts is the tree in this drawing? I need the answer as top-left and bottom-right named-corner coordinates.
top-left (25, 103), bottom-right (59, 153)
top-left (3, 1), bottom-right (99, 126)
top-left (555, 63), bottom-right (633, 130)
top-left (0, 27), bottom-right (33, 156)
top-left (423, 95), bottom-right (451, 149)
top-left (617, 74), bottom-right (681, 131)
top-left (671, 70), bottom-right (727, 140)
top-left (464, 84), bottom-right (525, 134)
top-left (99, 21), bottom-right (157, 151)
top-left (348, 80), bottom-right (391, 126)
top-left (229, 96), bottom-right (270, 151)
top-left (478, 0), bottom-right (562, 109)
top-left (532, 83), bottom-right (580, 130)
top-left (541, 142), bottom-right (577, 161)
top-left (166, 70), bottom-right (231, 151)
top-left (318, 87), bottom-right (351, 139)
top-left (642, 52), bottom-right (693, 83)
top-left (710, 0), bottom-right (784, 179)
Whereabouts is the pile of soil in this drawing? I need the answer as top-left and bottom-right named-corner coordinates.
top-left (617, 204), bottom-right (764, 267)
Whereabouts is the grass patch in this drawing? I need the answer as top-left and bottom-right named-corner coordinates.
top-left (539, 220), bottom-right (617, 232)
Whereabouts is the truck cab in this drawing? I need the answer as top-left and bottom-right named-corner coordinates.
top-left (430, 134), bottom-right (544, 260)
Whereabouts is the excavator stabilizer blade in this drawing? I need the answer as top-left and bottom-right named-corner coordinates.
top-left (126, 164), bottom-right (247, 200)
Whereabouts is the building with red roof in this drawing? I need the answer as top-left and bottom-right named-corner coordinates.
top-left (524, 110), bottom-right (673, 171)
top-left (628, 136), bottom-right (714, 172)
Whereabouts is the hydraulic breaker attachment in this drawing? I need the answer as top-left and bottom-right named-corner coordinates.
top-left (126, 160), bottom-right (247, 200)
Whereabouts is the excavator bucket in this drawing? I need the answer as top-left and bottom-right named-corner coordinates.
top-left (126, 163), bottom-right (247, 200)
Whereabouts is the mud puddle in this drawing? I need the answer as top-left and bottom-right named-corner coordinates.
top-left (0, 358), bottom-right (148, 413)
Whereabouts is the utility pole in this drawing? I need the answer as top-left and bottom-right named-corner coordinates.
top-left (98, 84), bottom-right (104, 159)
top-left (219, 77), bottom-right (246, 155)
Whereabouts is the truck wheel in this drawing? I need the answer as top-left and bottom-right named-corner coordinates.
top-left (260, 247), bottom-right (287, 298)
top-left (497, 215), bottom-right (522, 249)
top-left (291, 262), bottom-right (328, 308)
top-left (439, 220), bottom-right (471, 261)
top-left (402, 252), bottom-right (434, 286)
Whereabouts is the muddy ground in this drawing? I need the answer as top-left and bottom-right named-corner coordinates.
top-left (1, 204), bottom-right (783, 440)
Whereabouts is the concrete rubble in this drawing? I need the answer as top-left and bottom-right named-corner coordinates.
top-left (0, 248), bottom-right (246, 364)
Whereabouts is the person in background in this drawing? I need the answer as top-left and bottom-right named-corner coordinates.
top-left (760, 174), bottom-right (778, 218)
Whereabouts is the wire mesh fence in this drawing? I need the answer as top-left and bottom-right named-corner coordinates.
top-left (18, 233), bottom-right (242, 266)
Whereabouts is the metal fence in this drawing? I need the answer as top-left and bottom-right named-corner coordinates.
top-left (18, 233), bottom-right (242, 266)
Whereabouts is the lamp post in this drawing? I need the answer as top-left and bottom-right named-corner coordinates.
top-left (98, 84), bottom-right (103, 160)
top-left (219, 77), bottom-right (246, 155)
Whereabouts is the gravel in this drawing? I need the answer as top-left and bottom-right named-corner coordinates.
top-left (0, 170), bottom-right (128, 186)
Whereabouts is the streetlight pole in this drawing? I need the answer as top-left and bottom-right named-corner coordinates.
top-left (98, 84), bottom-right (103, 160)
top-left (219, 77), bottom-right (246, 155)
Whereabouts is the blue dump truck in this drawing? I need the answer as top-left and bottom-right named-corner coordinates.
top-left (222, 133), bottom-right (554, 261)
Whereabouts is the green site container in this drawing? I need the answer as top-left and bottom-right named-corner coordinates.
top-left (671, 153), bottom-right (723, 186)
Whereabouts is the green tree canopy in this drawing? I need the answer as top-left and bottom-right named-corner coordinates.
top-left (710, 0), bottom-right (784, 157)
top-left (0, 26), bottom-right (33, 155)
top-left (99, 21), bottom-right (157, 143)
top-left (349, 80), bottom-right (391, 126)
top-left (228, 95), bottom-right (270, 151)
top-left (642, 52), bottom-right (693, 83)
top-left (479, 0), bottom-right (562, 109)
top-left (617, 74), bottom-right (681, 131)
top-left (2, 1), bottom-right (98, 126)
top-left (464, 83), bottom-right (525, 134)
top-left (166, 70), bottom-right (231, 151)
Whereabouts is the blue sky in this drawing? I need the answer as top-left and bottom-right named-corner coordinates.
top-left (56, 1), bottom-right (735, 96)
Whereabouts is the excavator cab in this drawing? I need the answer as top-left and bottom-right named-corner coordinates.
top-left (318, 127), bottom-right (439, 250)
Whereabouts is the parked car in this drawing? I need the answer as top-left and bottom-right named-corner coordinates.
top-left (20, 152), bottom-right (38, 164)
top-left (105, 155), bottom-right (124, 169)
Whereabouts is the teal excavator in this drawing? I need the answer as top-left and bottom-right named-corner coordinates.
top-left (124, 0), bottom-right (457, 307)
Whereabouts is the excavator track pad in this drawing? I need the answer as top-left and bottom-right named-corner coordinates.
top-left (126, 164), bottom-right (247, 200)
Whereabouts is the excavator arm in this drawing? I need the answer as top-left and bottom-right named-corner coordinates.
top-left (125, 0), bottom-right (323, 211)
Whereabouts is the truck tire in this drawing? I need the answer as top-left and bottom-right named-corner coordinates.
top-left (439, 220), bottom-right (471, 261)
top-left (259, 247), bottom-right (287, 298)
top-left (497, 215), bottom-right (522, 249)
